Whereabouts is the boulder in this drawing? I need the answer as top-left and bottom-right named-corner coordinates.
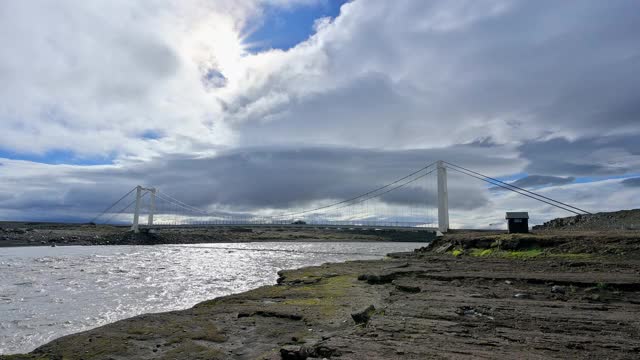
top-left (351, 304), bottom-right (376, 325)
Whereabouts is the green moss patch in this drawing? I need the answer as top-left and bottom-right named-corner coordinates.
top-left (159, 341), bottom-right (224, 360)
top-left (499, 249), bottom-right (543, 259)
top-left (460, 248), bottom-right (543, 259)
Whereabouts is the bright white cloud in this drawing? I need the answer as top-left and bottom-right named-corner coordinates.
top-left (0, 0), bottom-right (267, 158)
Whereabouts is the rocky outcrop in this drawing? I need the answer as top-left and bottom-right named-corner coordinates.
top-left (533, 209), bottom-right (640, 231)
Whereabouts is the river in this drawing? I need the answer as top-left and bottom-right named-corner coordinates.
top-left (0, 242), bottom-right (424, 354)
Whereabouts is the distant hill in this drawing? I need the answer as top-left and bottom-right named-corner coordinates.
top-left (533, 209), bottom-right (640, 231)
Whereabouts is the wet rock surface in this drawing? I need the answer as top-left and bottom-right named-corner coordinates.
top-left (3, 231), bottom-right (640, 359)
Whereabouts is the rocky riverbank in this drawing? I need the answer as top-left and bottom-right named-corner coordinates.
top-left (533, 208), bottom-right (640, 231)
top-left (0, 222), bottom-right (432, 247)
top-left (3, 230), bottom-right (639, 359)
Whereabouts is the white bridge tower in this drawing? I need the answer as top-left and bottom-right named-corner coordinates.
top-left (131, 185), bottom-right (156, 233)
top-left (437, 160), bottom-right (449, 233)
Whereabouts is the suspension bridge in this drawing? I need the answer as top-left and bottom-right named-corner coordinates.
top-left (90, 161), bottom-right (591, 233)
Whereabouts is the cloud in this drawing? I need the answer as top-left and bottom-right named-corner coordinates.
top-left (622, 178), bottom-right (640, 188)
top-left (0, 145), bottom-right (636, 227)
top-left (0, 143), bottom-right (516, 221)
top-left (226, 0), bottom-right (640, 151)
top-left (4, 0), bottom-right (640, 159)
top-left (518, 135), bottom-right (640, 176)
top-left (1, 0), bottom-right (639, 226)
top-left (507, 175), bottom-right (575, 188)
top-left (0, 0), bottom-right (307, 159)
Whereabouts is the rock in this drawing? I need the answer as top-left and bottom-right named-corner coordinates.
top-left (280, 345), bottom-right (313, 360)
top-left (351, 305), bottom-right (376, 325)
top-left (505, 280), bottom-right (513, 285)
top-left (391, 280), bottom-right (420, 293)
top-left (434, 243), bottom-right (453, 253)
top-left (568, 262), bottom-right (587, 267)
top-left (551, 285), bottom-right (566, 294)
top-left (513, 293), bottom-right (531, 299)
top-left (238, 311), bottom-right (303, 321)
top-left (456, 306), bottom-right (495, 320)
top-left (366, 275), bottom-right (381, 284)
top-left (590, 294), bottom-right (601, 302)
top-left (394, 283), bottom-right (421, 293)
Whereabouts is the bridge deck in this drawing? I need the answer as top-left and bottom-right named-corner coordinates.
top-left (144, 223), bottom-right (437, 232)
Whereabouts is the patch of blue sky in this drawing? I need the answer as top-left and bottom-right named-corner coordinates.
top-left (202, 69), bottom-right (227, 89)
top-left (574, 173), bottom-right (640, 184)
top-left (245, 0), bottom-right (348, 52)
top-left (0, 148), bottom-right (115, 165)
top-left (494, 172), bottom-right (528, 183)
top-left (140, 129), bottom-right (163, 140)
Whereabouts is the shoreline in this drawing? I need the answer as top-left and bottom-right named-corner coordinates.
top-left (3, 231), bottom-right (639, 359)
top-left (0, 222), bottom-right (435, 248)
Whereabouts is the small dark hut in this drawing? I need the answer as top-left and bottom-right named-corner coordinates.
top-left (506, 212), bottom-right (529, 233)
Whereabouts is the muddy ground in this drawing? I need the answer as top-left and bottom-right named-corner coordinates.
top-left (2, 230), bottom-right (639, 359)
top-left (0, 222), bottom-right (433, 247)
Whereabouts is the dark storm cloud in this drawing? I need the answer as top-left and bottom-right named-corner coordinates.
top-left (517, 135), bottom-right (640, 176)
top-left (135, 144), bottom-right (500, 211)
top-left (622, 178), bottom-right (640, 188)
top-left (0, 143), bottom-right (511, 220)
top-left (379, 183), bottom-right (488, 211)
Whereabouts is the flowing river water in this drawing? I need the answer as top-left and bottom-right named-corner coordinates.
top-left (0, 242), bottom-right (425, 354)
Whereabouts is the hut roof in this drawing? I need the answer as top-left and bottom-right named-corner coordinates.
top-left (505, 212), bottom-right (529, 219)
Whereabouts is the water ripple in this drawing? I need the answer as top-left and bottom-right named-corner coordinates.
top-left (0, 241), bottom-right (423, 355)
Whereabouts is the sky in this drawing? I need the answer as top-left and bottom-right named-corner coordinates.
top-left (0, 0), bottom-right (639, 228)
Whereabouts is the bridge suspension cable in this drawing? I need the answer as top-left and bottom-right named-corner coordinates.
top-left (133, 161), bottom-right (439, 227)
top-left (273, 161), bottom-right (437, 219)
top-left (155, 191), bottom-right (209, 215)
top-left (320, 167), bottom-right (437, 213)
top-left (444, 161), bottom-right (591, 215)
top-left (102, 190), bottom-right (150, 224)
top-left (89, 186), bottom-right (137, 224)
top-left (92, 158), bottom-right (591, 230)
